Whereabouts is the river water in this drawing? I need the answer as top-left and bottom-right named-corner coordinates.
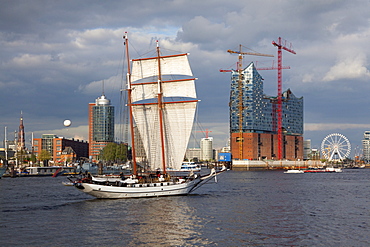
top-left (1, 169), bottom-right (369, 246)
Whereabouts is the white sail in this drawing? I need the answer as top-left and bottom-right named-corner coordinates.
top-left (131, 79), bottom-right (196, 103)
top-left (131, 54), bottom-right (193, 82)
top-left (131, 53), bottom-right (198, 171)
top-left (132, 101), bottom-right (196, 170)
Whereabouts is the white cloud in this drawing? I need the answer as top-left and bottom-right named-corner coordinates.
top-left (2, 0), bottom-right (370, 153)
top-left (305, 123), bottom-right (370, 131)
top-left (323, 53), bottom-right (370, 81)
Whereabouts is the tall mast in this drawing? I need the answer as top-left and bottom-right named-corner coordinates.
top-left (4, 126), bottom-right (7, 161)
top-left (156, 40), bottom-right (167, 174)
top-left (124, 32), bottom-right (138, 176)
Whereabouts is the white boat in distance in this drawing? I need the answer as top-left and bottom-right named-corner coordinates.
top-left (73, 33), bottom-right (225, 199)
top-left (284, 169), bottom-right (304, 174)
top-left (181, 162), bottom-right (201, 171)
top-left (284, 167), bottom-right (343, 174)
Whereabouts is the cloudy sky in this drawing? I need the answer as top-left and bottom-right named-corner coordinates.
top-left (1, 0), bottom-right (370, 157)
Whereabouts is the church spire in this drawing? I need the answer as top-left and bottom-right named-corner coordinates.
top-left (18, 111), bottom-right (25, 150)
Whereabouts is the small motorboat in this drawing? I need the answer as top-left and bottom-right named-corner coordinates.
top-left (284, 169), bottom-right (304, 174)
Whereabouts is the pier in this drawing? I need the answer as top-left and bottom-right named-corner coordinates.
top-left (233, 160), bottom-right (328, 171)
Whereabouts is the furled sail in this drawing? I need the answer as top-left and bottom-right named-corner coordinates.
top-left (131, 53), bottom-right (198, 171)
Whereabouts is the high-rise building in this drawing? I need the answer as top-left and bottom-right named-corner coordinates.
top-left (200, 137), bottom-right (213, 161)
top-left (303, 139), bottom-right (312, 160)
top-left (88, 94), bottom-right (115, 161)
top-left (362, 131), bottom-right (370, 162)
top-left (229, 62), bottom-right (303, 160)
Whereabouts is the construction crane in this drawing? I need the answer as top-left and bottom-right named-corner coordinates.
top-left (222, 45), bottom-right (273, 160)
top-left (254, 60), bottom-right (290, 70)
top-left (272, 37), bottom-right (296, 160)
top-left (197, 129), bottom-right (212, 138)
top-left (220, 62), bottom-right (289, 72)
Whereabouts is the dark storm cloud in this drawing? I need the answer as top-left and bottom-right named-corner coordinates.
top-left (1, 0), bottom-right (370, 153)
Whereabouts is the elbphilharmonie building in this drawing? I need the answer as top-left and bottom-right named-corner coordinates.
top-left (229, 62), bottom-right (303, 160)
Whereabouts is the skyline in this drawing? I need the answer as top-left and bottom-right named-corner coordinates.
top-left (2, 1), bottom-right (370, 157)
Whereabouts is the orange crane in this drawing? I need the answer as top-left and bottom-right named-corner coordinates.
top-left (272, 37), bottom-right (296, 160)
top-left (220, 61), bottom-right (289, 72)
top-left (222, 45), bottom-right (273, 160)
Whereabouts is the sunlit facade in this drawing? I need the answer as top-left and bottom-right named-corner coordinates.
top-left (88, 94), bottom-right (114, 161)
top-left (362, 131), bottom-right (370, 162)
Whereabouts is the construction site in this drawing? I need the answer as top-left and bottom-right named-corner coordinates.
top-left (221, 37), bottom-right (304, 169)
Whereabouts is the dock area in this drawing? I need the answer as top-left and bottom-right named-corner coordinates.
top-left (233, 160), bottom-right (327, 171)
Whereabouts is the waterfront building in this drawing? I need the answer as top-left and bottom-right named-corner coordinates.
top-left (88, 93), bottom-right (115, 161)
top-left (33, 134), bottom-right (88, 164)
top-left (185, 148), bottom-right (201, 162)
top-left (220, 145), bottom-right (230, 153)
top-left (229, 62), bottom-right (303, 160)
top-left (303, 139), bottom-right (311, 160)
top-left (362, 131), bottom-right (370, 162)
top-left (200, 137), bottom-right (213, 161)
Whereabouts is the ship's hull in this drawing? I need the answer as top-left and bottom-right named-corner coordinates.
top-left (75, 178), bottom-right (202, 199)
top-left (74, 168), bottom-right (224, 199)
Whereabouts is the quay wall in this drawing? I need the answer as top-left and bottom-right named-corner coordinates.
top-left (232, 160), bottom-right (324, 171)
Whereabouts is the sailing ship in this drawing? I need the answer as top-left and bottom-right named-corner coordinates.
top-left (73, 33), bottom-right (225, 199)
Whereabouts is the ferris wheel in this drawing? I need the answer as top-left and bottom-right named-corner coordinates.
top-left (321, 133), bottom-right (351, 161)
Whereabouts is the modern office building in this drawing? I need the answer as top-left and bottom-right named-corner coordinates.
top-left (362, 131), bottom-right (370, 162)
top-left (229, 62), bottom-right (303, 160)
top-left (303, 139), bottom-right (312, 160)
top-left (88, 93), bottom-right (115, 161)
top-left (200, 137), bottom-right (213, 161)
top-left (33, 134), bottom-right (88, 163)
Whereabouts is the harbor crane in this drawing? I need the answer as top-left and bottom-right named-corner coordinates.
top-left (222, 45), bottom-right (273, 160)
top-left (197, 129), bottom-right (212, 138)
top-left (272, 37), bottom-right (296, 160)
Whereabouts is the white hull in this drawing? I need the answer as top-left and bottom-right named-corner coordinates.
top-left (284, 169), bottom-right (304, 174)
top-left (76, 179), bottom-right (200, 199)
top-left (75, 169), bottom-right (222, 199)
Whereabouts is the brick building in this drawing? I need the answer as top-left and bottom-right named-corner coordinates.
top-left (33, 134), bottom-right (88, 164)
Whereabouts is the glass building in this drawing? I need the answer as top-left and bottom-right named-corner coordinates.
top-left (89, 94), bottom-right (114, 160)
top-left (229, 62), bottom-right (303, 160)
top-left (362, 131), bottom-right (370, 162)
top-left (230, 62), bottom-right (303, 134)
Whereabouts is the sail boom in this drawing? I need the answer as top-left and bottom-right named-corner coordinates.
top-left (131, 99), bottom-right (199, 106)
top-left (132, 53), bottom-right (189, 62)
top-left (132, 78), bottom-right (196, 86)
top-left (132, 96), bottom-right (198, 105)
